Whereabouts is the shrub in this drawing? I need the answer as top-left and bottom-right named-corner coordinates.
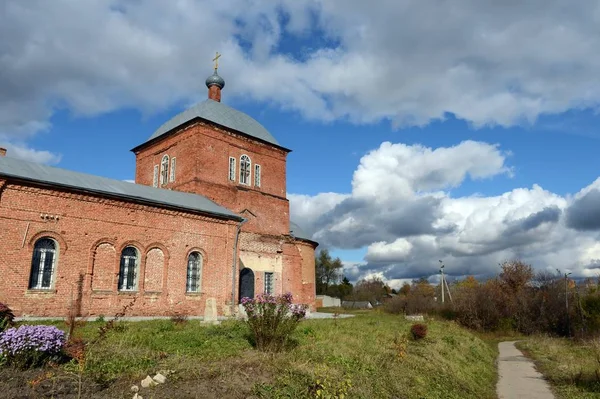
top-left (0, 325), bottom-right (66, 368)
top-left (241, 293), bottom-right (308, 352)
top-left (0, 302), bottom-right (15, 332)
top-left (410, 323), bottom-right (428, 340)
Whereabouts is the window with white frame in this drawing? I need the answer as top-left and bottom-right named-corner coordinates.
top-left (254, 164), bottom-right (261, 187)
top-left (29, 238), bottom-right (57, 290)
top-left (153, 165), bottom-right (159, 187)
top-left (160, 155), bottom-right (169, 186)
top-left (170, 157), bottom-right (177, 182)
top-left (118, 247), bottom-right (139, 291)
top-left (186, 252), bottom-right (203, 292)
top-left (264, 272), bottom-right (274, 295)
top-left (228, 157), bottom-right (236, 181)
top-left (240, 155), bottom-right (251, 185)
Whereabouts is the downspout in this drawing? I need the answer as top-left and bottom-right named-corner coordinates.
top-left (231, 218), bottom-right (248, 312)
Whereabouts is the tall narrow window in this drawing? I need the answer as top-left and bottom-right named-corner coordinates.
top-left (170, 157), bottom-right (177, 182)
top-left (228, 157), bottom-right (236, 181)
top-left (118, 247), bottom-right (138, 291)
top-left (254, 164), bottom-right (261, 187)
top-left (264, 272), bottom-right (274, 295)
top-left (153, 165), bottom-right (159, 187)
top-left (160, 155), bottom-right (169, 186)
top-left (186, 252), bottom-right (203, 293)
top-left (29, 238), bottom-right (57, 290)
top-left (240, 155), bottom-right (251, 185)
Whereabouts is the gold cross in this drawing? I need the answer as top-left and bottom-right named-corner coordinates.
top-left (212, 52), bottom-right (221, 70)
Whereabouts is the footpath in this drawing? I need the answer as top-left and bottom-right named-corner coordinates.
top-left (496, 341), bottom-right (555, 399)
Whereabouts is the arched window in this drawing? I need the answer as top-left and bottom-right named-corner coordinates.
top-left (118, 247), bottom-right (139, 291)
top-left (239, 155), bottom-right (251, 185)
top-left (186, 252), bottom-right (203, 292)
top-left (29, 238), bottom-right (57, 289)
top-left (160, 155), bottom-right (169, 186)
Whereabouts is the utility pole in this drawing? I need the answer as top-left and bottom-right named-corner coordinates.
top-left (439, 260), bottom-right (445, 304)
top-left (563, 271), bottom-right (572, 336)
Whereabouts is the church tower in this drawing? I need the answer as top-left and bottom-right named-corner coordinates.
top-left (131, 55), bottom-right (317, 308)
top-left (131, 59), bottom-right (291, 236)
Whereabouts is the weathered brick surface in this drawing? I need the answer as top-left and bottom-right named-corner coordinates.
top-left (0, 183), bottom-right (239, 317)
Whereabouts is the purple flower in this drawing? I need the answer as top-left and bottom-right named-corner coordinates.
top-left (0, 325), bottom-right (65, 357)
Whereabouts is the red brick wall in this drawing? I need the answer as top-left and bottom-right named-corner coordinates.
top-left (133, 120), bottom-right (317, 309)
top-left (297, 241), bottom-right (317, 309)
top-left (133, 121), bottom-right (290, 235)
top-left (0, 181), bottom-right (240, 317)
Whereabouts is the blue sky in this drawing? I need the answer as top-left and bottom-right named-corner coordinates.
top-left (3, 1), bottom-right (600, 287)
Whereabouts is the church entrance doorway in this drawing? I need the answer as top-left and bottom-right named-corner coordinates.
top-left (239, 267), bottom-right (255, 302)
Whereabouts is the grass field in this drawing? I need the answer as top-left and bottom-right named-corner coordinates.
top-left (518, 336), bottom-right (600, 399)
top-left (0, 311), bottom-right (497, 398)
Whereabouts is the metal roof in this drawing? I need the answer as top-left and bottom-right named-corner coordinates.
top-left (143, 99), bottom-right (281, 148)
top-left (0, 156), bottom-right (242, 221)
top-left (290, 221), bottom-right (316, 244)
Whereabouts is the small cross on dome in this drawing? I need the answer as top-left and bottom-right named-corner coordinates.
top-left (212, 52), bottom-right (221, 70)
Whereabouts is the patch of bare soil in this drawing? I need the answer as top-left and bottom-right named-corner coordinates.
top-left (0, 354), bottom-right (274, 399)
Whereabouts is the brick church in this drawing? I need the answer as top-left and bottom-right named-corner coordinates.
top-left (0, 64), bottom-right (318, 318)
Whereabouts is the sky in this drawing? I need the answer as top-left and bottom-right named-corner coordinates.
top-left (3, 0), bottom-right (600, 288)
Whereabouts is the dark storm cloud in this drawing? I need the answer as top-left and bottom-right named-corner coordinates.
top-left (566, 189), bottom-right (600, 231)
top-left (313, 195), bottom-right (446, 249)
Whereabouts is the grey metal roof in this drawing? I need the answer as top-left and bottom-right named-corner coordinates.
top-left (0, 156), bottom-right (242, 221)
top-left (290, 221), bottom-right (316, 243)
top-left (144, 99), bottom-right (281, 148)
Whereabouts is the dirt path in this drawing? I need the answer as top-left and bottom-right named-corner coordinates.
top-left (496, 341), bottom-right (555, 398)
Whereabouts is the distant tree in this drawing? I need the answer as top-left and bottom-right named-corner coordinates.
top-left (399, 282), bottom-right (411, 296)
top-left (499, 260), bottom-right (534, 294)
top-left (413, 277), bottom-right (430, 285)
top-left (456, 276), bottom-right (479, 289)
top-left (352, 277), bottom-right (390, 304)
top-left (315, 249), bottom-right (343, 294)
top-left (326, 276), bottom-right (354, 299)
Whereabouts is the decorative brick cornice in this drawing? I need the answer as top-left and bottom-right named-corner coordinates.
top-left (6, 182), bottom-right (237, 225)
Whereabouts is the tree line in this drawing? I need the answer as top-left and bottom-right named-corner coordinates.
top-left (316, 250), bottom-right (600, 337)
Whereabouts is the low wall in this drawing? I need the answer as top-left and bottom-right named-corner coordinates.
top-left (316, 295), bottom-right (341, 307)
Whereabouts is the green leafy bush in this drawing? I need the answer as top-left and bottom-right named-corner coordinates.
top-left (241, 293), bottom-right (308, 352)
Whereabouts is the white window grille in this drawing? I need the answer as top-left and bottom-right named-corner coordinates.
top-left (153, 165), bottom-right (159, 187)
top-left (29, 238), bottom-right (57, 290)
top-left (186, 252), bottom-right (203, 292)
top-left (229, 157), bottom-right (236, 181)
top-left (254, 164), bottom-right (261, 187)
top-left (118, 247), bottom-right (138, 291)
top-left (170, 157), bottom-right (177, 182)
top-left (240, 155), bottom-right (251, 185)
top-left (264, 272), bottom-right (274, 295)
top-left (160, 155), bottom-right (169, 186)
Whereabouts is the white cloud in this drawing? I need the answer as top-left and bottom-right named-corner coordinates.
top-left (353, 140), bottom-right (511, 200)
top-left (4, 0), bottom-right (600, 143)
top-left (366, 239), bottom-right (413, 263)
top-left (0, 141), bottom-right (61, 165)
top-left (290, 140), bottom-right (600, 282)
